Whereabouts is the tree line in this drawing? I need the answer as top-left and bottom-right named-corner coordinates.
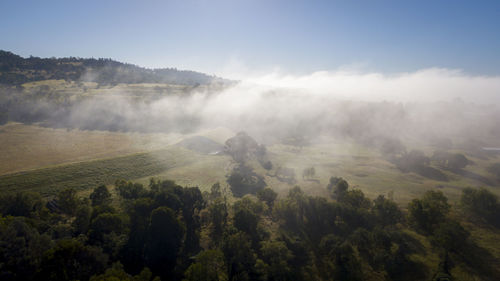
top-left (0, 50), bottom-right (221, 86)
top-left (0, 176), bottom-right (499, 280)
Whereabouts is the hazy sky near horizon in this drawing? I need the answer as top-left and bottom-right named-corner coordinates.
top-left (1, 0), bottom-right (500, 76)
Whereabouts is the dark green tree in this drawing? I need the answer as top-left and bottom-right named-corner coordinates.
top-left (342, 189), bottom-right (372, 210)
top-left (183, 250), bottom-right (228, 281)
top-left (257, 188), bottom-right (278, 208)
top-left (209, 182), bottom-right (222, 200)
top-left (38, 238), bottom-right (108, 281)
top-left (227, 165), bottom-right (266, 197)
top-left (120, 198), bottom-right (155, 274)
top-left (0, 217), bottom-right (52, 280)
top-left (72, 204), bottom-right (91, 235)
top-left (333, 243), bottom-right (363, 281)
top-left (89, 262), bottom-right (159, 281)
top-left (90, 185), bottom-right (112, 207)
top-left (372, 195), bottom-right (402, 226)
top-left (208, 198), bottom-right (228, 246)
top-left (57, 188), bottom-right (79, 216)
top-left (258, 240), bottom-right (294, 281)
top-left (0, 192), bottom-right (44, 218)
top-left (431, 220), bottom-right (469, 253)
top-left (407, 190), bottom-right (450, 233)
top-left (180, 186), bottom-right (205, 255)
top-left (145, 207), bottom-right (185, 279)
top-left (222, 231), bottom-right (257, 281)
top-left (327, 177), bottom-right (349, 200)
top-left (116, 180), bottom-right (146, 199)
top-left (88, 213), bottom-right (126, 243)
top-left (460, 187), bottom-right (499, 226)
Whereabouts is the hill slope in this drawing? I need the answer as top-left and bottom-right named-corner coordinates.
top-left (0, 50), bottom-right (225, 85)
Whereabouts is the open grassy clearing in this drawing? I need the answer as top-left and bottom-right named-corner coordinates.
top-left (0, 123), bottom-right (234, 176)
top-left (0, 123), bottom-right (186, 175)
top-left (19, 79), bottom-right (221, 101)
top-left (134, 153), bottom-right (233, 192)
top-left (0, 146), bottom-right (197, 197)
top-left (0, 123), bottom-right (498, 206)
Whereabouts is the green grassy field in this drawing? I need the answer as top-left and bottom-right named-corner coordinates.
top-left (0, 122), bottom-right (185, 175)
top-left (1, 123), bottom-right (498, 205)
top-left (256, 139), bottom-right (500, 205)
top-left (0, 147), bottom-right (198, 196)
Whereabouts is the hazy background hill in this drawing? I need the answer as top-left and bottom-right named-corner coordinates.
top-left (0, 50), bottom-right (225, 86)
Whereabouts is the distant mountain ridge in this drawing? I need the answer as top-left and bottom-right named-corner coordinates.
top-left (0, 50), bottom-right (225, 85)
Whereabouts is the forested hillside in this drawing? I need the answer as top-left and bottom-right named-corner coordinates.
top-left (0, 50), bottom-right (223, 86)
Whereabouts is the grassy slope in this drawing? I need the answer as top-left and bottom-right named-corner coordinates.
top-left (0, 122), bottom-right (184, 175)
top-left (1, 124), bottom-right (498, 203)
top-left (0, 147), bottom-right (197, 196)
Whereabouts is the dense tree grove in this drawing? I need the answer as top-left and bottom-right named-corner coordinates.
top-left (0, 178), bottom-right (498, 280)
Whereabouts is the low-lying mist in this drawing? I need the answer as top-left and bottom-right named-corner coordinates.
top-left (3, 68), bottom-right (500, 149)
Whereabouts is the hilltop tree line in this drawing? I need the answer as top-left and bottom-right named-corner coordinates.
top-left (0, 175), bottom-right (499, 280)
top-left (0, 50), bottom-right (222, 86)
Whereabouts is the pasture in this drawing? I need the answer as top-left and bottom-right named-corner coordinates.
top-left (1, 123), bottom-right (498, 207)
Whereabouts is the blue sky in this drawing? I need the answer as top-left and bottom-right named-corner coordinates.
top-left (1, 0), bottom-right (499, 76)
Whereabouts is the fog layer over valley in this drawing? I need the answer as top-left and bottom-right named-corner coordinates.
top-left (3, 67), bottom-right (500, 150)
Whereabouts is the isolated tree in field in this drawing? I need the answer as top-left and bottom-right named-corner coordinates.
top-left (90, 185), bottom-right (112, 206)
top-left (227, 165), bottom-right (266, 197)
top-left (431, 151), bottom-right (449, 167)
top-left (432, 151), bottom-right (469, 170)
top-left (224, 132), bottom-right (260, 163)
top-left (260, 160), bottom-right (273, 170)
top-left (446, 153), bottom-right (469, 170)
top-left (275, 166), bottom-right (296, 184)
top-left (302, 167), bottom-right (316, 180)
top-left (395, 149), bottom-right (430, 172)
